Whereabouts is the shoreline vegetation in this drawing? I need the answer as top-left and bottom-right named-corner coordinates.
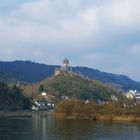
top-left (0, 111), bottom-right (140, 122)
top-left (0, 111), bottom-right (139, 122)
top-left (55, 99), bottom-right (140, 122)
top-left (0, 99), bottom-right (140, 122)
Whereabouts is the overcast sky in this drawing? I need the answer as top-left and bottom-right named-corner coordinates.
top-left (0, 0), bottom-right (140, 81)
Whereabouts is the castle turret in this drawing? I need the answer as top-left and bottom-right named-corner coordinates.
top-left (62, 58), bottom-right (69, 71)
top-left (54, 58), bottom-right (72, 75)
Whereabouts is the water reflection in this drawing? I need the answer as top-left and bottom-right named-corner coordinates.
top-left (32, 113), bottom-right (55, 140)
top-left (0, 113), bottom-right (140, 140)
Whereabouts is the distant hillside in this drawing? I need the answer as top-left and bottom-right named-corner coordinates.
top-left (72, 67), bottom-right (140, 91)
top-left (0, 60), bottom-right (58, 83)
top-left (24, 72), bottom-right (127, 102)
top-left (0, 60), bottom-right (140, 91)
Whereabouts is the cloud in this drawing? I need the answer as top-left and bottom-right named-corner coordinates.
top-left (0, 0), bottom-right (100, 44)
top-left (0, 0), bottom-right (140, 80)
top-left (1, 0), bottom-right (140, 44)
top-left (128, 44), bottom-right (140, 55)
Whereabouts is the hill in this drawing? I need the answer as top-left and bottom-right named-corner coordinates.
top-left (72, 67), bottom-right (140, 91)
top-left (0, 60), bottom-right (58, 83)
top-left (0, 60), bottom-right (139, 91)
top-left (23, 72), bottom-right (127, 102)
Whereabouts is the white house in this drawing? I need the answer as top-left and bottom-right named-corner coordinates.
top-left (111, 95), bottom-right (118, 101)
top-left (42, 92), bottom-right (47, 96)
top-left (85, 100), bottom-right (89, 104)
top-left (129, 90), bottom-right (137, 95)
top-left (126, 92), bottom-right (134, 99)
top-left (125, 90), bottom-right (136, 99)
top-left (125, 90), bottom-right (140, 100)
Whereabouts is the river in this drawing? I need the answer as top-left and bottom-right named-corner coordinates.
top-left (0, 113), bottom-right (140, 140)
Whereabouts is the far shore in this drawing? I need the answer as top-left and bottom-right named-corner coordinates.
top-left (55, 113), bottom-right (140, 122)
top-left (0, 111), bottom-right (53, 117)
top-left (0, 111), bottom-right (140, 122)
top-left (96, 115), bottom-right (140, 122)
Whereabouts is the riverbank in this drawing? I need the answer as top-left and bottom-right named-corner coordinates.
top-left (0, 111), bottom-right (140, 122)
top-left (0, 111), bottom-right (51, 117)
top-left (97, 115), bottom-right (140, 122)
top-left (55, 99), bottom-right (140, 122)
top-left (55, 113), bottom-right (140, 122)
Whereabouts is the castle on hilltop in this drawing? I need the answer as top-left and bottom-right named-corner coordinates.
top-left (55, 58), bottom-right (72, 75)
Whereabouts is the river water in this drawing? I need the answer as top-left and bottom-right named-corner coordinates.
top-left (0, 113), bottom-right (140, 140)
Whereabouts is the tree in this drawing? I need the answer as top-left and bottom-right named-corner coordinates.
top-left (39, 84), bottom-right (44, 92)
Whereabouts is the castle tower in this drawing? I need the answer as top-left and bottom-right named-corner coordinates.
top-left (62, 58), bottom-right (69, 71)
top-left (54, 58), bottom-right (72, 76)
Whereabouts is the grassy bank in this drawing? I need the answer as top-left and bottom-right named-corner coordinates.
top-left (55, 99), bottom-right (140, 122)
top-left (96, 115), bottom-right (140, 122)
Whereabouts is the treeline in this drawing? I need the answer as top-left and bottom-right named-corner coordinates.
top-left (55, 99), bottom-right (140, 120)
top-left (0, 82), bottom-right (31, 111)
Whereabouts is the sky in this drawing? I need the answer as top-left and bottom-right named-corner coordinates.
top-left (0, 0), bottom-right (140, 81)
